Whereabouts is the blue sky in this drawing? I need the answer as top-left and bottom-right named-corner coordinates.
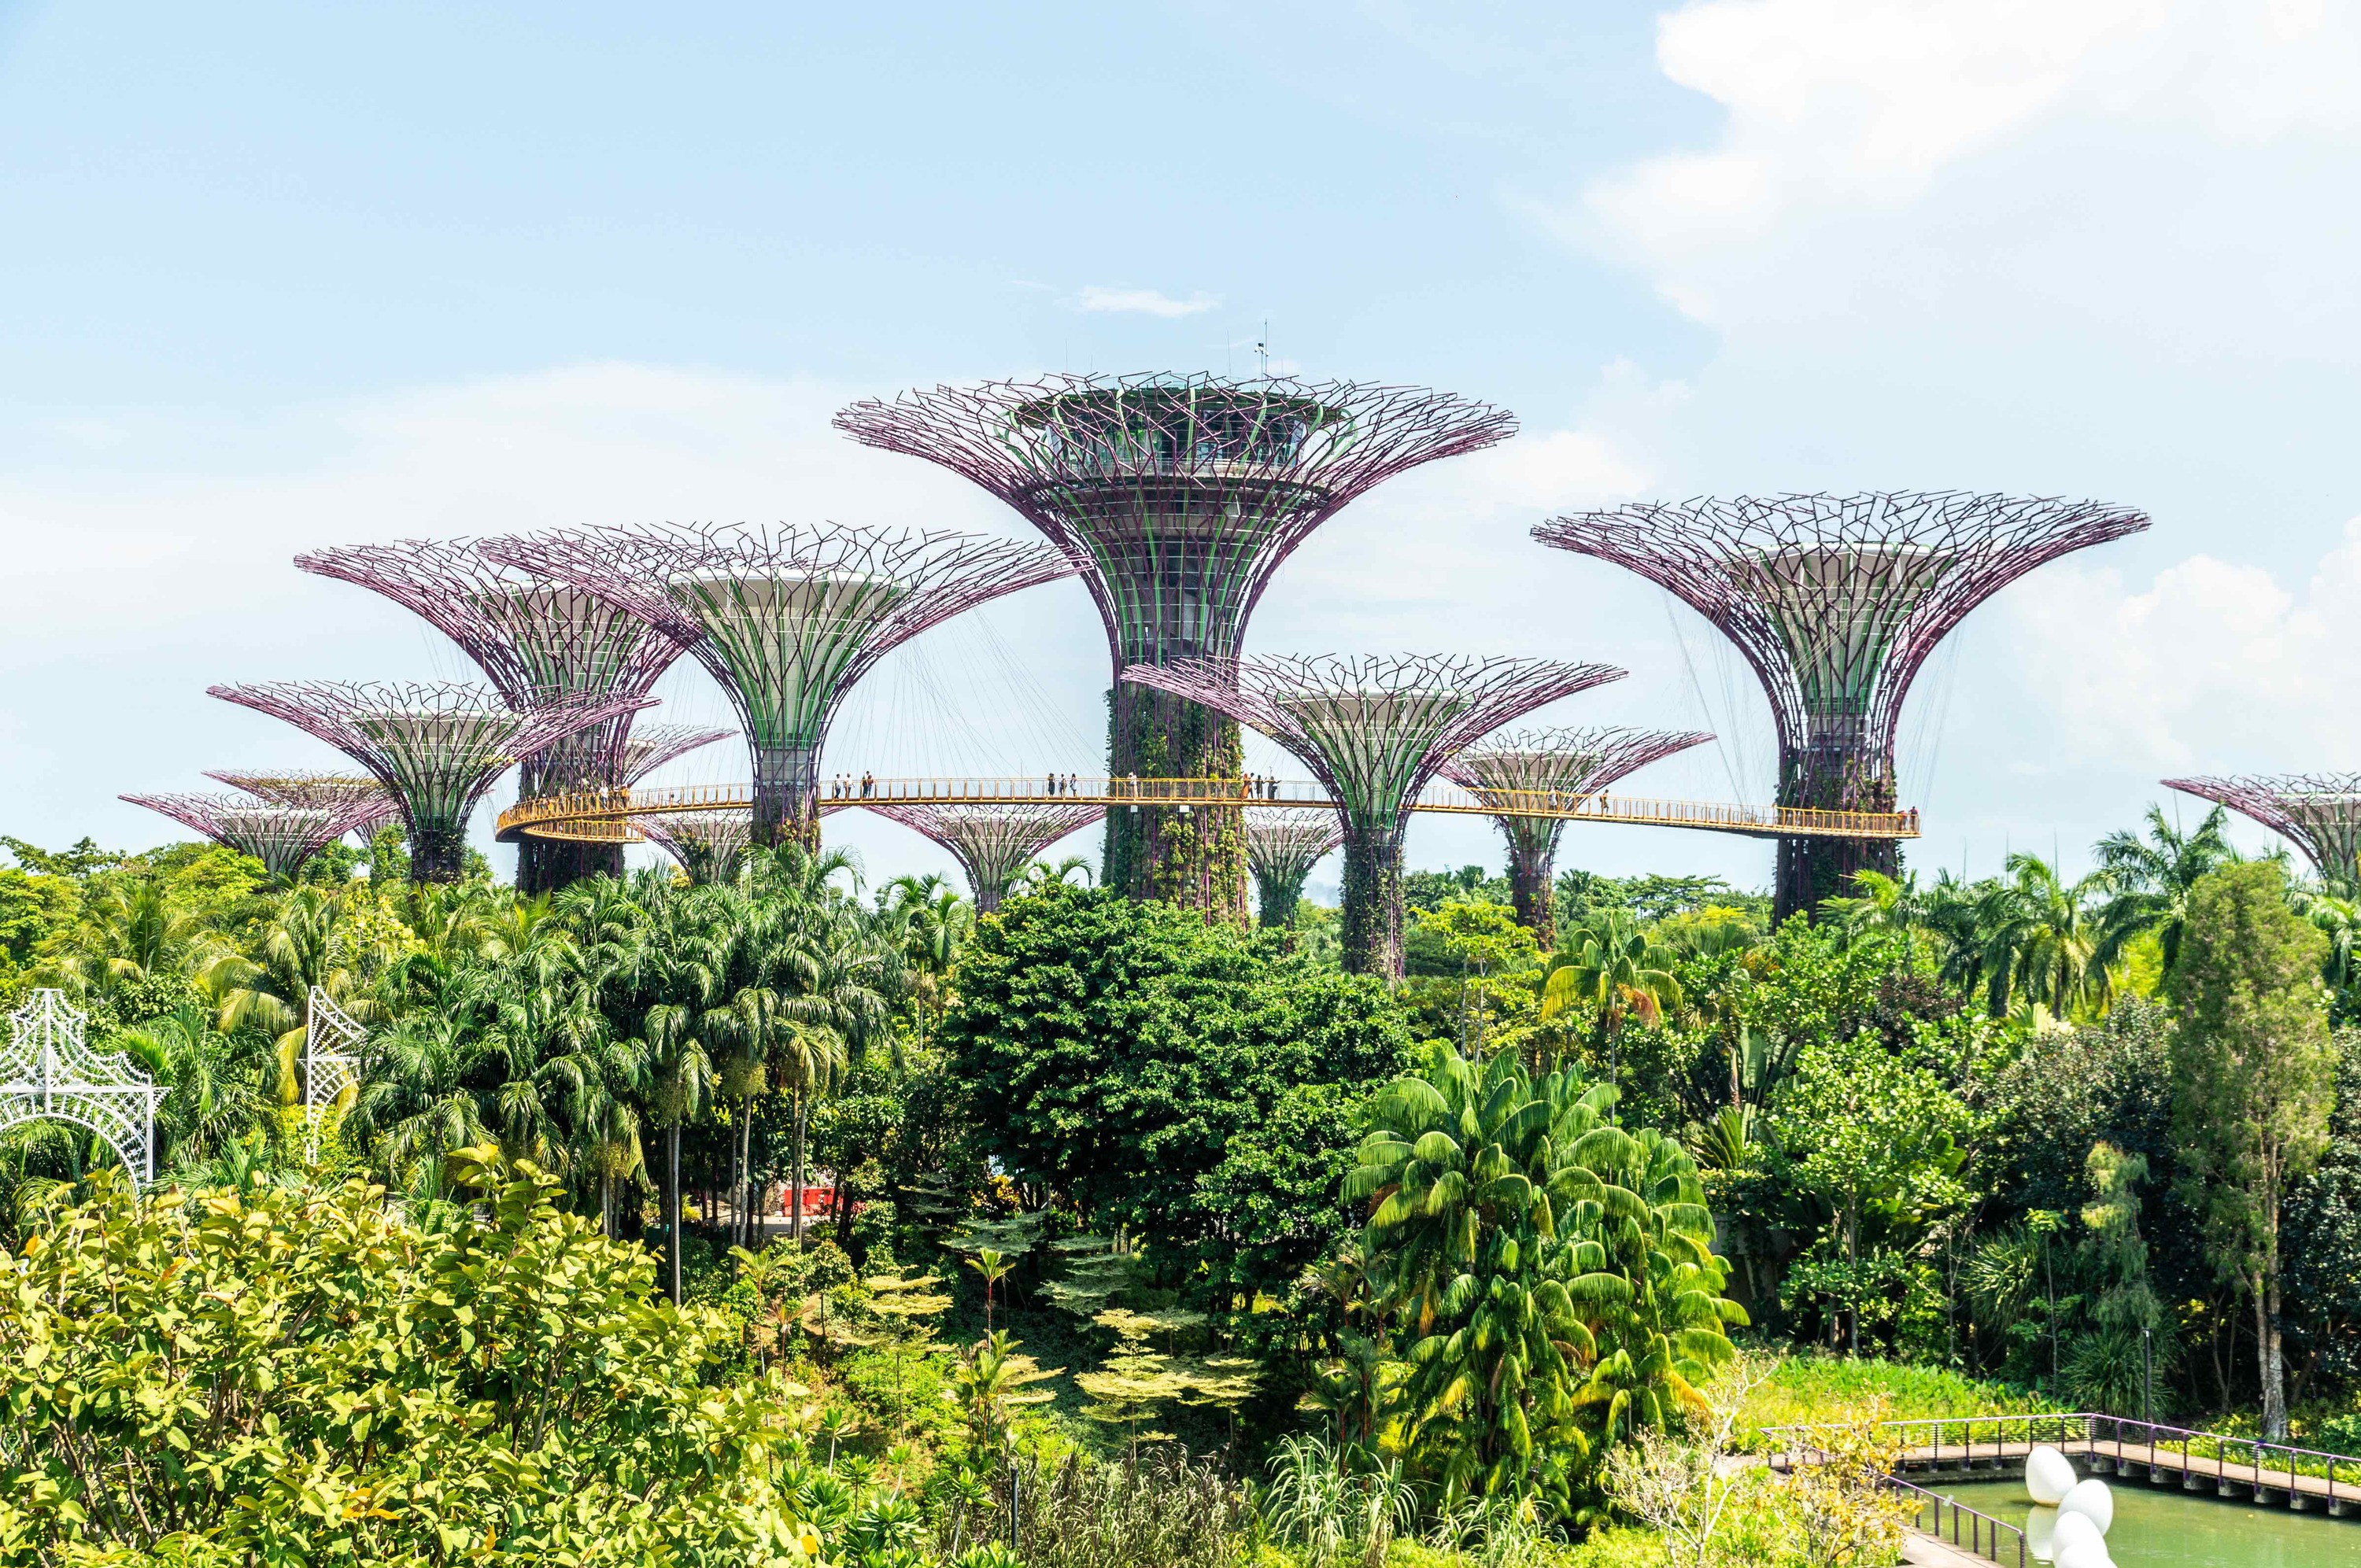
top-left (6, 2), bottom-right (2361, 896)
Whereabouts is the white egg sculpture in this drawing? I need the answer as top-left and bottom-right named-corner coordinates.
top-left (2058, 1477), bottom-right (2114, 1536)
top-left (2055, 1539), bottom-right (2114, 1568)
top-left (2026, 1444), bottom-right (2078, 1504)
top-left (2049, 1510), bottom-right (2106, 1564)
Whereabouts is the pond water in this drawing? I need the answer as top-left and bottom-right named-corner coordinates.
top-left (1934, 1478), bottom-right (2359, 1568)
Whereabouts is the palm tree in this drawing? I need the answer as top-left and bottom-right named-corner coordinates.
top-left (43, 873), bottom-right (219, 1007)
top-left (881, 874), bottom-right (969, 1056)
top-left (2093, 802), bottom-right (2237, 976)
top-left (1820, 869), bottom-right (1928, 954)
top-left (116, 1003), bottom-right (265, 1169)
top-left (774, 1016), bottom-right (846, 1243)
top-left (201, 886), bottom-right (382, 1099)
top-left (1981, 854), bottom-right (2112, 1018)
top-left (1542, 912), bottom-right (1683, 1081)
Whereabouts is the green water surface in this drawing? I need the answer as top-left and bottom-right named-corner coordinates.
top-left (1934, 1478), bottom-right (2358, 1568)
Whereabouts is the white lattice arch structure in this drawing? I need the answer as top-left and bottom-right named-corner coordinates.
top-left (0, 990), bottom-right (164, 1188)
top-left (303, 986), bottom-right (365, 1160)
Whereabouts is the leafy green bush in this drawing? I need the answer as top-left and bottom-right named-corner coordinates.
top-left (0, 1151), bottom-right (846, 1566)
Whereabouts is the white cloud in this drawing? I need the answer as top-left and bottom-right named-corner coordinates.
top-left (1578, 0), bottom-right (2361, 319)
top-left (1075, 285), bottom-right (1220, 318)
top-left (2007, 517), bottom-right (2361, 772)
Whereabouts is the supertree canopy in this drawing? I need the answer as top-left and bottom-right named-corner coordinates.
top-left (864, 802), bottom-right (1105, 913)
top-left (1535, 492), bottom-right (2148, 923)
top-left (1440, 726), bottom-right (1712, 946)
top-left (1125, 653), bottom-right (1622, 977)
top-left (2164, 775), bottom-right (2361, 896)
top-left (1244, 807), bottom-right (1343, 931)
top-left (205, 770), bottom-right (394, 814)
top-left (120, 791), bottom-right (394, 880)
top-left (834, 374), bottom-right (1516, 921)
top-left (617, 724), bottom-right (734, 787)
top-left (639, 809), bottom-right (756, 887)
top-left (293, 538), bottom-right (693, 894)
top-left (489, 523), bottom-right (1073, 850)
top-left (206, 681), bottom-right (649, 884)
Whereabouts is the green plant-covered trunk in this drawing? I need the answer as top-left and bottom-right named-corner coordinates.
top-left (1102, 683), bottom-right (1247, 923)
top-left (1339, 821), bottom-right (1406, 979)
top-left (1772, 742), bottom-right (1898, 924)
top-left (408, 820), bottom-right (467, 884)
top-left (1506, 843), bottom-right (1557, 950)
top-left (790, 1090), bottom-right (807, 1244)
top-left (1254, 867), bottom-right (1306, 930)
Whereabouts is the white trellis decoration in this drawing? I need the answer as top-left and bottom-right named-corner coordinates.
top-left (302, 986), bottom-right (365, 1161)
top-left (0, 989), bottom-right (164, 1189)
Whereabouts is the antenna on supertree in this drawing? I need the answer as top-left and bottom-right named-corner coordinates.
top-left (120, 791), bottom-right (394, 881)
top-left (1440, 726), bottom-right (1712, 946)
top-left (1535, 492), bottom-right (2148, 923)
top-left (639, 810), bottom-right (756, 887)
top-left (2164, 775), bottom-right (2361, 897)
top-left (864, 802), bottom-right (1105, 913)
top-left (835, 373), bottom-right (1516, 921)
top-left (1245, 807), bottom-right (1343, 931)
top-left (617, 724), bottom-right (734, 787)
top-left (205, 770), bottom-right (395, 815)
top-left (205, 681), bottom-right (652, 884)
top-left (293, 537), bottom-right (694, 893)
top-left (487, 523), bottom-right (1073, 850)
top-left (1125, 653), bottom-right (1623, 977)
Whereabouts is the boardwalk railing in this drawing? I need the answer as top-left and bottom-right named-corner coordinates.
top-left (497, 777), bottom-right (1923, 844)
top-left (1886, 1475), bottom-right (2027, 1567)
top-left (1762, 1411), bottom-right (2361, 1517)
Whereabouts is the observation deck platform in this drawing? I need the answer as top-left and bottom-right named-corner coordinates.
top-left (495, 776), bottom-right (1921, 845)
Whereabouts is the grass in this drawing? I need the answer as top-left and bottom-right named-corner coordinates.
top-left (1733, 1351), bottom-right (2064, 1448)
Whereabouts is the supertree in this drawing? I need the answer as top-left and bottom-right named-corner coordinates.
top-left (1535, 493), bottom-right (2148, 923)
top-left (1440, 726), bottom-right (1712, 946)
top-left (864, 802), bottom-right (1105, 913)
top-left (2164, 775), bottom-right (2361, 896)
top-left (638, 810), bottom-right (756, 887)
top-left (489, 523), bottom-right (1073, 850)
top-left (1244, 808), bottom-right (1343, 930)
top-left (205, 770), bottom-right (394, 814)
top-left (293, 538), bottom-right (694, 893)
top-left (1125, 654), bottom-right (1623, 977)
top-left (834, 374), bottom-right (1516, 921)
top-left (205, 681), bottom-right (649, 883)
top-left (120, 791), bottom-right (394, 880)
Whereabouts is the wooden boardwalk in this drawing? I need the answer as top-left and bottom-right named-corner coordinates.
top-left (1887, 1434), bottom-right (2361, 1518)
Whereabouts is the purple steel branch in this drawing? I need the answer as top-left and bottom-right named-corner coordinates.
top-left (1122, 653), bottom-right (1623, 975)
top-left (205, 680), bottom-right (652, 882)
top-left (121, 791), bottom-right (393, 878)
top-left (864, 800), bottom-right (1106, 913)
top-left (486, 522), bottom-right (1074, 847)
top-left (2165, 774), bottom-right (2361, 896)
top-left (205, 770), bottom-right (395, 814)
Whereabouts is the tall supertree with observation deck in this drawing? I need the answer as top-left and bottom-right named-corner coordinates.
top-left (1535, 493), bottom-right (2148, 924)
top-left (490, 524), bottom-right (1072, 851)
top-left (1125, 654), bottom-right (1621, 977)
top-left (2165, 775), bottom-right (2361, 897)
top-left (834, 374), bottom-right (1516, 921)
top-left (206, 681), bottom-right (648, 884)
top-left (865, 802), bottom-right (1105, 913)
top-left (1244, 808), bottom-right (1343, 930)
top-left (294, 538), bottom-right (696, 894)
top-left (121, 790), bottom-right (396, 880)
top-left (1440, 726), bottom-right (1711, 946)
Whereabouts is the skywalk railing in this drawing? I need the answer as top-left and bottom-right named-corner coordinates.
top-left (497, 777), bottom-right (1922, 843)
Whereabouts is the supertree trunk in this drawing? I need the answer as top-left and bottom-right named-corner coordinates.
top-left (1772, 742), bottom-right (1898, 924)
top-left (1103, 682), bottom-right (1247, 920)
top-left (1506, 843), bottom-right (1557, 950)
top-left (1339, 821), bottom-right (1407, 978)
top-left (409, 820), bottom-right (469, 884)
top-left (751, 742), bottom-right (822, 851)
top-left (1256, 869), bottom-right (1303, 930)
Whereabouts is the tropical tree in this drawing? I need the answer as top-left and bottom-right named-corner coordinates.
top-left (1542, 912), bottom-right (1683, 1078)
top-left (2094, 802), bottom-right (2238, 976)
top-left (1980, 853), bottom-right (2114, 1020)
